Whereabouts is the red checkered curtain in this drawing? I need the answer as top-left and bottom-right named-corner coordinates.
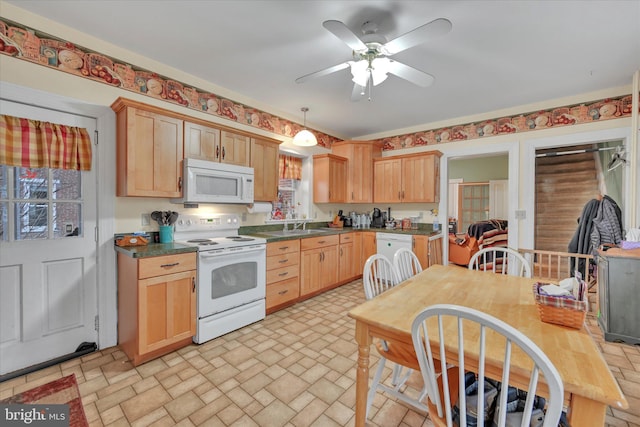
top-left (278, 154), bottom-right (302, 180)
top-left (0, 114), bottom-right (92, 171)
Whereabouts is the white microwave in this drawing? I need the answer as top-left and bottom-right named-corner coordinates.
top-left (172, 158), bottom-right (254, 204)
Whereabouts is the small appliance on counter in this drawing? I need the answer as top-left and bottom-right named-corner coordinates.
top-left (371, 208), bottom-right (386, 228)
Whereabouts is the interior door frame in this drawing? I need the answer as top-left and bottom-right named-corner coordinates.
top-left (521, 126), bottom-right (633, 250)
top-left (0, 81), bottom-right (118, 350)
top-left (439, 140), bottom-right (520, 265)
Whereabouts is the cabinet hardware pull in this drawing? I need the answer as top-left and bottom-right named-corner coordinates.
top-left (398, 191), bottom-right (401, 199)
top-left (161, 262), bottom-right (179, 268)
top-left (351, 191), bottom-right (354, 200)
top-left (222, 147), bottom-right (225, 159)
top-left (340, 248), bottom-right (343, 256)
top-left (278, 290), bottom-right (288, 295)
top-left (279, 259), bottom-right (288, 263)
top-left (278, 272), bottom-right (288, 277)
top-left (402, 190), bottom-right (405, 199)
top-left (280, 246), bottom-right (289, 250)
top-left (216, 146), bottom-right (220, 159)
top-left (178, 176), bottom-right (182, 191)
top-left (192, 277), bottom-right (195, 292)
top-left (318, 240), bottom-right (326, 244)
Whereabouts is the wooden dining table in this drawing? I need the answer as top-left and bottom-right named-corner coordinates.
top-left (348, 264), bottom-right (628, 427)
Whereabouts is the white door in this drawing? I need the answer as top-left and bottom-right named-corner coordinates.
top-left (0, 100), bottom-right (98, 376)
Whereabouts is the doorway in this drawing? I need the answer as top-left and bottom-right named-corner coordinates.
top-left (0, 100), bottom-right (98, 376)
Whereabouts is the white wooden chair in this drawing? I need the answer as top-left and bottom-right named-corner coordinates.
top-left (468, 247), bottom-right (532, 278)
top-left (411, 304), bottom-right (564, 427)
top-left (362, 254), bottom-right (429, 416)
top-left (393, 247), bottom-right (423, 282)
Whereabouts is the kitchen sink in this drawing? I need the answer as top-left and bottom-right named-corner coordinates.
top-left (261, 229), bottom-right (328, 237)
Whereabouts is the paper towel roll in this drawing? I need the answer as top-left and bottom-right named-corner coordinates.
top-left (247, 202), bottom-right (273, 214)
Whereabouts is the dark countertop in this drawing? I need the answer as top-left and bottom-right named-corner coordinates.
top-left (114, 224), bottom-right (443, 256)
top-left (115, 242), bottom-right (197, 258)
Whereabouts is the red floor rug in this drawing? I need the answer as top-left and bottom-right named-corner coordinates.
top-left (1, 374), bottom-right (89, 427)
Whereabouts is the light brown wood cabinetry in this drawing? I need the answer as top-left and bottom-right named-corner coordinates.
top-left (112, 98), bottom-right (184, 197)
top-left (313, 154), bottom-right (348, 203)
top-left (373, 151), bottom-right (441, 203)
top-left (220, 130), bottom-right (251, 166)
top-left (332, 140), bottom-right (383, 203)
top-left (361, 231), bottom-right (377, 267)
top-left (251, 137), bottom-right (281, 202)
top-left (184, 121), bottom-right (220, 162)
top-left (300, 234), bottom-right (339, 296)
top-left (117, 252), bottom-right (196, 366)
top-left (413, 234), bottom-right (444, 269)
top-left (339, 233), bottom-right (360, 282)
top-left (266, 240), bottom-right (300, 313)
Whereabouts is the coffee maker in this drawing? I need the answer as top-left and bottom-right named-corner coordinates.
top-left (371, 208), bottom-right (387, 228)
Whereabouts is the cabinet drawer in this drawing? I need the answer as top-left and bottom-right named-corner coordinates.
top-left (267, 240), bottom-right (300, 256)
top-left (267, 252), bottom-right (300, 270)
top-left (340, 233), bottom-right (354, 243)
top-left (138, 253), bottom-right (196, 279)
top-left (267, 265), bottom-right (299, 284)
top-left (266, 276), bottom-right (300, 308)
top-left (300, 234), bottom-right (339, 250)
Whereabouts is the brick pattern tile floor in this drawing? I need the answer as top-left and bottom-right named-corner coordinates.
top-left (1, 279), bottom-right (638, 426)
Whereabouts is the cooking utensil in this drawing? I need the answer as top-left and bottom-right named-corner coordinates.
top-left (169, 211), bottom-right (179, 225)
top-left (151, 211), bottom-right (163, 226)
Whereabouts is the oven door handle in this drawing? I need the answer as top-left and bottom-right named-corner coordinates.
top-left (199, 245), bottom-right (266, 258)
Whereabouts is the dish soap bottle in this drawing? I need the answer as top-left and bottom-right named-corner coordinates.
top-left (433, 217), bottom-right (440, 232)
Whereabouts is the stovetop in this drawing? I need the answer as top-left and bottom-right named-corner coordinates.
top-left (173, 214), bottom-right (266, 251)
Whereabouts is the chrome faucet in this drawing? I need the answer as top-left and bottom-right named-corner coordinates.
top-left (283, 218), bottom-right (306, 232)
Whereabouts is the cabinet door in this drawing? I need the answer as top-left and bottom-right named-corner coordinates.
top-left (251, 137), bottom-right (280, 202)
top-left (402, 154), bottom-right (438, 202)
top-left (184, 121), bottom-right (220, 161)
top-left (362, 232), bottom-right (377, 267)
top-left (373, 158), bottom-right (402, 203)
top-left (339, 242), bottom-right (355, 282)
top-left (138, 270), bottom-right (196, 355)
top-left (413, 235), bottom-right (429, 269)
top-left (220, 130), bottom-right (251, 166)
top-left (333, 142), bottom-right (381, 203)
top-left (313, 155), bottom-right (347, 203)
top-left (321, 245), bottom-right (339, 289)
top-left (353, 232), bottom-right (363, 276)
top-left (119, 107), bottom-right (183, 197)
top-left (300, 247), bottom-right (323, 296)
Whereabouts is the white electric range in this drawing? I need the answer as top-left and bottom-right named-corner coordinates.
top-left (174, 214), bottom-right (266, 344)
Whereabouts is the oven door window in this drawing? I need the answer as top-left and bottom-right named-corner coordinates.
top-left (210, 261), bottom-right (257, 298)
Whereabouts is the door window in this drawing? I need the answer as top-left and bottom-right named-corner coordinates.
top-left (0, 165), bottom-right (83, 241)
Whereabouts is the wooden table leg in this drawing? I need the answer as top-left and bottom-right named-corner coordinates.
top-left (355, 321), bottom-right (372, 427)
top-left (567, 394), bottom-right (606, 427)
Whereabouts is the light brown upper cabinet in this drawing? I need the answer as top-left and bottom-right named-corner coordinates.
top-left (220, 130), bottom-right (251, 166)
top-left (112, 98), bottom-right (184, 197)
top-left (313, 154), bottom-right (348, 203)
top-left (373, 151), bottom-right (441, 203)
top-left (184, 121), bottom-right (250, 166)
top-left (184, 121), bottom-right (220, 162)
top-left (331, 140), bottom-right (383, 203)
top-left (250, 137), bottom-right (281, 202)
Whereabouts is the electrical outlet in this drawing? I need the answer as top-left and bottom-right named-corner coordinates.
top-left (241, 212), bottom-right (247, 221)
top-left (515, 210), bottom-right (526, 220)
top-left (141, 213), bottom-right (150, 226)
top-left (329, 210), bottom-right (333, 218)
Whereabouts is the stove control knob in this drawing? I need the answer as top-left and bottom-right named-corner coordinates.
top-left (177, 219), bottom-right (184, 226)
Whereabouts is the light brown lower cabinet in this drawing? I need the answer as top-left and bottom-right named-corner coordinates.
top-left (339, 232), bottom-right (360, 282)
top-left (413, 234), bottom-right (443, 268)
top-left (266, 240), bottom-right (300, 313)
top-left (117, 252), bottom-right (196, 366)
top-left (361, 231), bottom-right (377, 268)
top-left (300, 234), bottom-right (339, 297)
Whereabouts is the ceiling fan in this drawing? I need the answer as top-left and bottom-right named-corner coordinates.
top-left (295, 17), bottom-right (452, 101)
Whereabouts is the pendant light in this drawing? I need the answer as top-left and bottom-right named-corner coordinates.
top-left (293, 107), bottom-right (317, 147)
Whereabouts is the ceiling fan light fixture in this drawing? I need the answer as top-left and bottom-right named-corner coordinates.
top-left (293, 107), bottom-right (317, 147)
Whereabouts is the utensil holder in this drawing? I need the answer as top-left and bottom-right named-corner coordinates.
top-left (159, 225), bottom-right (174, 243)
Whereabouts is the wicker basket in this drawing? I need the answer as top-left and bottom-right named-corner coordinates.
top-left (533, 283), bottom-right (587, 329)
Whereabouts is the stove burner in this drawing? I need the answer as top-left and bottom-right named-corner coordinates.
top-left (187, 239), bottom-right (213, 243)
top-left (226, 236), bottom-right (255, 242)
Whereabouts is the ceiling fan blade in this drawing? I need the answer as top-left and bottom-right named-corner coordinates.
top-left (387, 61), bottom-right (435, 87)
top-left (295, 62), bottom-right (350, 84)
top-left (323, 20), bottom-right (367, 51)
top-left (351, 83), bottom-right (365, 102)
top-left (384, 18), bottom-right (452, 55)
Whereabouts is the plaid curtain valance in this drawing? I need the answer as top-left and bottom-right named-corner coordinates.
top-left (278, 154), bottom-right (302, 180)
top-left (0, 114), bottom-right (92, 171)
